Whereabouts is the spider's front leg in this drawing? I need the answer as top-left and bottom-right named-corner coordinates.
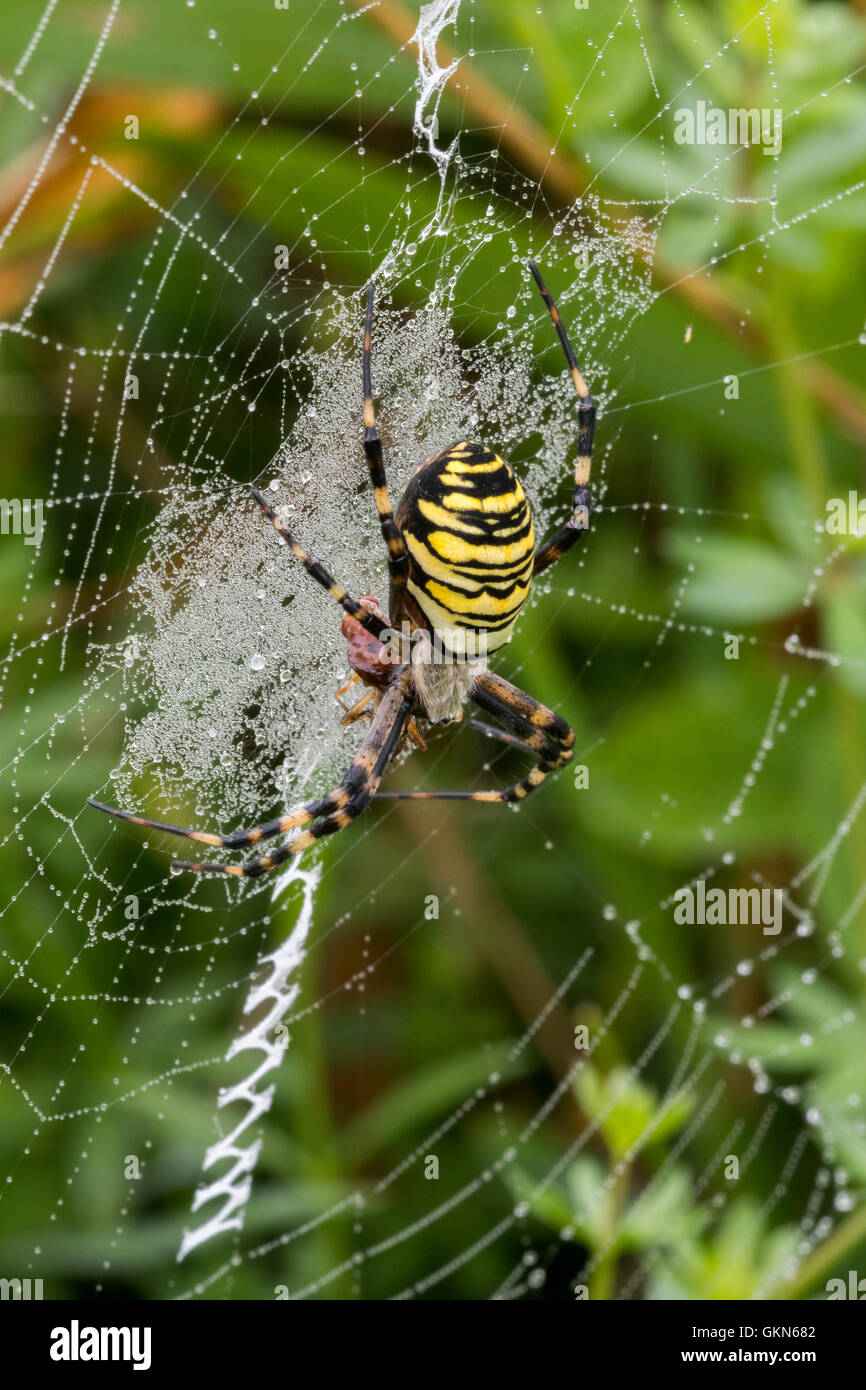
top-left (338, 595), bottom-right (427, 748)
top-left (173, 668), bottom-right (416, 876)
top-left (472, 671), bottom-right (574, 796)
top-left (90, 669), bottom-right (416, 876)
top-left (374, 669), bottom-right (573, 806)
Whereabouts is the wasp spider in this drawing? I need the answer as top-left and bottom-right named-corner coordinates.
top-left (89, 262), bottom-right (596, 876)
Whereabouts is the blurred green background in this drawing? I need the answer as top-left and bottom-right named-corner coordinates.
top-left (1, 0), bottom-right (866, 1300)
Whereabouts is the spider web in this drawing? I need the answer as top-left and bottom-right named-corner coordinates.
top-left (1, 0), bottom-right (865, 1301)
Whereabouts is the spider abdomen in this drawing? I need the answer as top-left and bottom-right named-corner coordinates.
top-left (395, 441), bottom-right (534, 656)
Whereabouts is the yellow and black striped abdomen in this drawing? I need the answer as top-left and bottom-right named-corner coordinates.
top-left (395, 441), bottom-right (534, 655)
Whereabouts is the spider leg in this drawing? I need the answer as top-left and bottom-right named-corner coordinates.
top-left (363, 284), bottom-right (408, 618)
top-left (88, 790), bottom-right (333, 852)
top-left (250, 486), bottom-right (386, 638)
top-left (374, 669), bottom-right (573, 804)
top-left (527, 260), bottom-right (595, 577)
top-left (173, 673), bottom-right (415, 877)
top-left (468, 717), bottom-right (536, 757)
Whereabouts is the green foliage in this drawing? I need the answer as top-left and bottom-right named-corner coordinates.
top-left (1, 0), bottom-right (865, 1301)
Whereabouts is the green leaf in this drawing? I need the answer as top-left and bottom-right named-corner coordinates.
top-left (824, 571), bottom-right (866, 697)
top-left (666, 532), bottom-right (809, 624)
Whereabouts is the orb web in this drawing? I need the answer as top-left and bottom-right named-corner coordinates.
top-left (1, 0), bottom-right (864, 1301)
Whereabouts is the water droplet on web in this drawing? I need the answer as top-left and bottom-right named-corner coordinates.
top-left (250, 654), bottom-right (266, 671)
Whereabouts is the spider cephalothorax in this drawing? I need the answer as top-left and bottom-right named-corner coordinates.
top-left (89, 262), bottom-right (595, 876)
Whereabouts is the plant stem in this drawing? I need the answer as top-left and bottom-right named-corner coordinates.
top-left (588, 1163), bottom-right (630, 1301)
top-left (774, 1200), bottom-right (866, 1300)
top-left (348, 0), bottom-right (866, 441)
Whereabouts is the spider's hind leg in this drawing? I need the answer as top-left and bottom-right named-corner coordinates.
top-left (250, 487), bottom-right (386, 638)
top-left (362, 285), bottom-right (408, 617)
top-left (527, 260), bottom-right (596, 577)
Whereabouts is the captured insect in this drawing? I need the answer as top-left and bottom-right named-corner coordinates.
top-left (88, 262), bottom-right (596, 877)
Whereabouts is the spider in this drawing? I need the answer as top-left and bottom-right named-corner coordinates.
top-left (88, 261), bottom-right (595, 877)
